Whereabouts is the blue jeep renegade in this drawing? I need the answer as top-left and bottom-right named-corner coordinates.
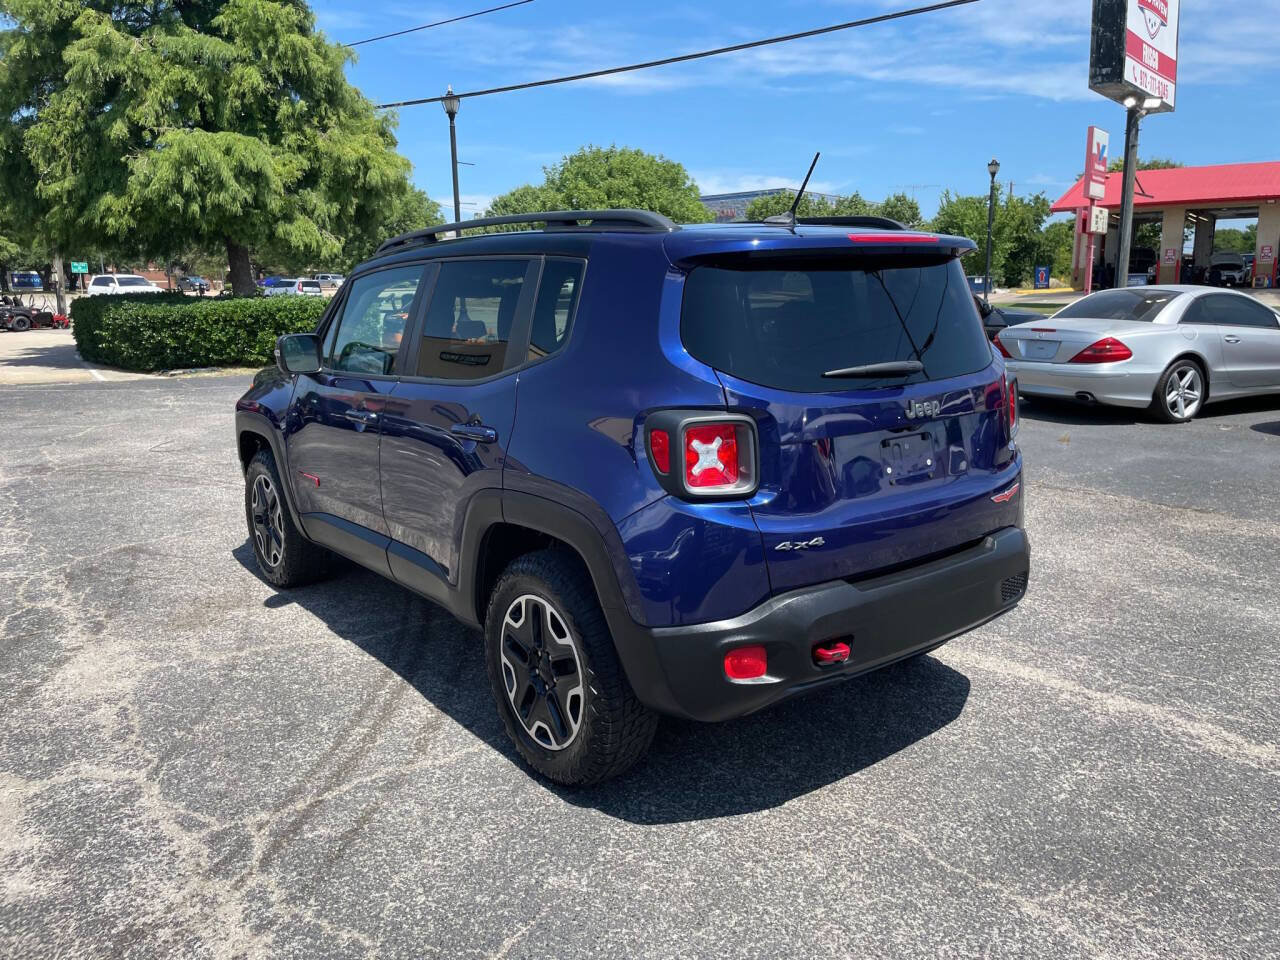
top-left (235, 210), bottom-right (1029, 785)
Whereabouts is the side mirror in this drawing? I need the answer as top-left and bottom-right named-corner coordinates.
top-left (275, 333), bottom-right (321, 375)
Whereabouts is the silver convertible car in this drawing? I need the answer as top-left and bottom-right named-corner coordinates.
top-left (995, 286), bottom-right (1280, 423)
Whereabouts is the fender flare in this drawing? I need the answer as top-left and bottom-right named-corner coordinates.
top-left (235, 408), bottom-right (306, 534)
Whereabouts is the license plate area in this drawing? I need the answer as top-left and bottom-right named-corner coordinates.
top-left (1023, 339), bottom-right (1059, 360)
top-left (882, 432), bottom-right (937, 484)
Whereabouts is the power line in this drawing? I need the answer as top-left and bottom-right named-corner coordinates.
top-left (374, 0), bottom-right (980, 109)
top-left (345, 0), bottom-right (533, 48)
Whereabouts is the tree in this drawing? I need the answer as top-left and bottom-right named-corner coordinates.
top-left (485, 146), bottom-right (713, 224)
top-left (1, 0), bottom-right (428, 295)
top-left (878, 193), bottom-right (924, 228)
top-left (1108, 156), bottom-right (1182, 172)
top-left (1040, 220), bottom-right (1076, 280)
top-left (932, 189), bottom-right (1053, 287)
top-left (742, 190), bottom-right (874, 221)
top-left (342, 185), bottom-right (442, 266)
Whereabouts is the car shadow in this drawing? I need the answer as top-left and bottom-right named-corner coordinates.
top-left (232, 541), bottom-right (971, 824)
top-left (1251, 420), bottom-right (1280, 437)
top-left (1019, 396), bottom-right (1144, 426)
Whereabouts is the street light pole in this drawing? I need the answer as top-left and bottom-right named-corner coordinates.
top-left (985, 158), bottom-right (1000, 306)
top-left (1114, 98), bottom-right (1145, 289)
top-left (442, 86), bottom-right (462, 224)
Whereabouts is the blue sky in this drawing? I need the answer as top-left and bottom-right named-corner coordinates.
top-left (310, 0), bottom-right (1280, 221)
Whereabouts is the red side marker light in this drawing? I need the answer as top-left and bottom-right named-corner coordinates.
top-left (649, 429), bottom-right (670, 474)
top-left (299, 472), bottom-right (320, 487)
top-left (724, 645), bottom-right (768, 681)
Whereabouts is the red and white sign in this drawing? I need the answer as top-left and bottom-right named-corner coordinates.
top-left (1262, 245), bottom-right (1275, 263)
top-left (1085, 127), bottom-right (1110, 201)
top-left (1125, 0), bottom-right (1179, 108)
top-left (1164, 247), bottom-right (1178, 265)
top-left (1087, 205), bottom-right (1109, 236)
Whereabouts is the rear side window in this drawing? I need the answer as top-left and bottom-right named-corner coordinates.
top-left (415, 259), bottom-right (529, 380)
top-left (680, 256), bottom-right (990, 393)
top-left (1184, 294), bottom-right (1279, 329)
top-left (528, 258), bottom-right (583, 361)
top-left (1056, 289), bottom-right (1176, 323)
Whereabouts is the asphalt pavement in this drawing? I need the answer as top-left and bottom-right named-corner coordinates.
top-left (1, 373), bottom-right (1277, 959)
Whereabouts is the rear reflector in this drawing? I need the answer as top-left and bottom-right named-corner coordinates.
top-left (991, 480), bottom-right (1020, 504)
top-left (724, 645), bottom-right (768, 681)
top-left (649, 429), bottom-right (670, 474)
top-left (993, 334), bottom-right (1013, 359)
top-left (1070, 337), bottom-right (1133, 364)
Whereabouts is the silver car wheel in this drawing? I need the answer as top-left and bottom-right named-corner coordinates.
top-left (500, 594), bottom-right (585, 751)
top-left (1165, 363), bottom-right (1203, 420)
top-left (250, 474), bottom-right (285, 567)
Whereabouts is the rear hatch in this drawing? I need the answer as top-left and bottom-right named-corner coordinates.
top-left (679, 238), bottom-right (1019, 594)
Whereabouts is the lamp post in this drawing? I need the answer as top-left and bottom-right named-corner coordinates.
top-left (442, 86), bottom-right (462, 224)
top-left (1113, 96), bottom-right (1161, 288)
top-left (984, 158), bottom-right (1000, 305)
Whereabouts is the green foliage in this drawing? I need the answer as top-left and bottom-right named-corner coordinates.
top-left (0, 0), bottom-right (432, 290)
top-left (877, 193), bottom-right (924, 228)
top-left (71, 293), bottom-right (327, 371)
top-left (1108, 156), bottom-right (1182, 173)
top-left (342, 185), bottom-right (443, 264)
top-left (741, 189), bottom-right (921, 227)
top-left (932, 189), bottom-right (1053, 287)
top-left (485, 146), bottom-right (713, 225)
top-left (1214, 225), bottom-right (1257, 254)
top-left (1040, 220), bottom-right (1076, 279)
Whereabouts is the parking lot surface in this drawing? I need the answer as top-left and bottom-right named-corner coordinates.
top-left (1, 374), bottom-right (1277, 959)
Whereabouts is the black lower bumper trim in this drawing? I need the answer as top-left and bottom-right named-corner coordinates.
top-left (614, 527), bottom-right (1030, 722)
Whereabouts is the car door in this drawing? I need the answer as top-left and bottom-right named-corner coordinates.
top-left (286, 263), bottom-right (429, 573)
top-left (1191, 294), bottom-right (1280, 388)
top-left (378, 257), bottom-right (541, 600)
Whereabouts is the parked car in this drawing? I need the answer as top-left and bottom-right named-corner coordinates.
top-left (10, 270), bottom-right (42, 291)
top-left (975, 296), bottom-right (1043, 341)
top-left (178, 275), bottom-right (210, 293)
top-left (1209, 252), bottom-right (1249, 288)
top-left (236, 210), bottom-right (1029, 785)
top-left (85, 274), bottom-right (163, 296)
top-left (1128, 248), bottom-right (1157, 287)
top-left (995, 285), bottom-right (1280, 423)
top-left (263, 278), bottom-right (324, 297)
top-left (313, 273), bottom-right (345, 288)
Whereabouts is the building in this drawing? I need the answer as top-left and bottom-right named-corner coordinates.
top-left (700, 189), bottom-right (844, 223)
top-left (1052, 162), bottom-right (1280, 289)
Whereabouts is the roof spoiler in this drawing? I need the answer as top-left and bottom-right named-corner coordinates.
top-left (376, 209), bottom-right (678, 255)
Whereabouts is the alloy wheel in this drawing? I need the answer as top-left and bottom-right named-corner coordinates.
top-left (500, 594), bottom-right (585, 751)
top-left (1165, 364), bottom-right (1203, 420)
top-left (250, 474), bottom-right (285, 567)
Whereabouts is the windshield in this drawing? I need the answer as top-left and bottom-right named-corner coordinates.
top-left (118, 277), bottom-right (150, 287)
top-left (681, 256), bottom-right (991, 393)
top-left (1054, 289), bottom-right (1178, 323)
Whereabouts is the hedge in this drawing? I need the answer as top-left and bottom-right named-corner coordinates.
top-left (72, 294), bottom-right (329, 371)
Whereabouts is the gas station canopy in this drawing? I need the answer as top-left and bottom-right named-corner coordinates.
top-left (1052, 161), bottom-right (1280, 214)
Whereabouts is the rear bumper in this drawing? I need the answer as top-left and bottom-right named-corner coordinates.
top-left (615, 526), bottom-right (1030, 722)
top-left (1005, 360), bottom-right (1158, 409)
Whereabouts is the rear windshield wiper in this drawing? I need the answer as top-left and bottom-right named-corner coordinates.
top-left (822, 360), bottom-right (925, 379)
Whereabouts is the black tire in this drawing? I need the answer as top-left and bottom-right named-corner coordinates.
top-left (11, 315), bottom-right (30, 332)
top-left (1152, 358), bottom-right (1206, 424)
top-left (484, 550), bottom-right (658, 786)
top-left (243, 449), bottom-right (331, 587)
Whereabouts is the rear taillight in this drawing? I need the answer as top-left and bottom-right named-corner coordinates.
top-left (646, 413), bottom-right (758, 499)
top-left (1009, 378), bottom-right (1018, 433)
top-left (993, 334), bottom-right (1013, 359)
top-left (1070, 337), bottom-right (1132, 364)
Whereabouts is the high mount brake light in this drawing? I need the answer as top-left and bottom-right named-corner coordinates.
top-left (1070, 337), bottom-right (1133, 364)
top-left (646, 413), bottom-right (758, 500)
top-left (846, 233), bottom-right (938, 244)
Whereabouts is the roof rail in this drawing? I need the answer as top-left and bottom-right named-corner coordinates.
top-left (375, 209), bottom-right (678, 255)
top-left (795, 215), bottom-right (909, 230)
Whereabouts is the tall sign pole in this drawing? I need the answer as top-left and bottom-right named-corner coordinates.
top-left (1088, 0), bottom-right (1180, 288)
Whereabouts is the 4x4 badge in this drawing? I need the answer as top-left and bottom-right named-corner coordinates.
top-left (775, 537), bottom-right (826, 552)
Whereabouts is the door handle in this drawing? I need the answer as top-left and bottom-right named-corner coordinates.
top-left (1224, 335), bottom-right (1242, 344)
top-left (450, 422), bottom-right (498, 443)
top-left (343, 409), bottom-right (380, 425)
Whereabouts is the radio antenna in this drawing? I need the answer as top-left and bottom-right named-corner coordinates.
top-left (764, 152), bottom-right (821, 231)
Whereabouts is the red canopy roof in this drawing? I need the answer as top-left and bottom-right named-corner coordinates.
top-left (1051, 161), bottom-right (1280, 213)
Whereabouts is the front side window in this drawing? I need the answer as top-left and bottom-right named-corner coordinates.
top-left (328, 265), bottom-right (425, 376)
top-left (415, 259), bottom-right (529, 380)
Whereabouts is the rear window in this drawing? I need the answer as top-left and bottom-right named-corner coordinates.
top-left (1055, 289), bottom-right (1177, 323)
top-left (300, 280), bottom-right (321, 290)
top-left (680, 256), bottom-right (991, 393)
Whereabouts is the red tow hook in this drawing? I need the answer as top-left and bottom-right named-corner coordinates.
top-left (813, 640), bottom-right (851, 667)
